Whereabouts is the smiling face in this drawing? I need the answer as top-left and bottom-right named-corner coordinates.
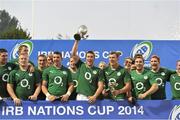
top-left (69, 57), bottom-right (76, 69)
top-left (85, 51), bottom-right (95, 66)
top-left (135, 57), bottom-right (144, 71)
top-left (109, 53), bottom-right (118, 67)
top-left (19, 53), bottom-right (29, 67)
top-left (0, 52), bottom-right (8, 65)
top-left (38, 55), bottom-right (47, 69)
top-left (150, 57), bottom-right (160, 71)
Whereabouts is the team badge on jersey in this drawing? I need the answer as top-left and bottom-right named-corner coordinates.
top-left (29, 73), bottom-right (33, 76)
top-left (161, 72), bottom-right (165, 76)
top-left (93, 70), bottom-right (97, 74)
top-left (117, 72), bottom-right (121, 76)
top-left (15, 73), bottom-right (20, 77)
top-left (8, 67), bottom-right (12, 71)
top-left (144, 76), bottom-right (148, 80)
top-left (63, 71), bottom-right (67, 75)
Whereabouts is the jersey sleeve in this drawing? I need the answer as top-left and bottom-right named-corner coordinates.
top-left (124, 69), bottom-right (132, 83)
top-left (42, 68), bottom-right (49, 82)
top-left (34, 70), bottom-right (41, 84)
top-left (8, 70), bottom-right (16, 84)
top-left (98, 69), bottom-right (105, 82)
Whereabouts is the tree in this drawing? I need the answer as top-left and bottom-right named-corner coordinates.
top-left (0, 10), bottom-right (31, 39)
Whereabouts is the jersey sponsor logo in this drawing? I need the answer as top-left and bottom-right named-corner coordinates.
top-left (161, 72), bottom-right (165, 76)
top-left (10, 40), bottom-right (33, 60)
top-left (155, 78), bottom-right (164, 86)
top-left (15, 73), bottom-right (20, 77)
top-left (130, 41), bottom-right (153, 60)
top-left (20, 79), bottom-right (30, 89)
top-left (136, 82), bottom-right (144, 90)
top-left (169, 105), bottom-right (180, 120)
top-left (2, 73), bottom-right (9, 82)
top-left (174, 82), bottom-right (180, 90)
top-left (73, 79), bottom-right (78, 88)
top-left (85, 72), bottom-right (92, 80)
top-left (54, 76), bottom-right (63, 86)
top-left (117, 72), bottom-right (121, 76)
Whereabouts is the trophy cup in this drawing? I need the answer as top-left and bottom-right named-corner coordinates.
top-left (108, 82), bottom-right (118, 99)
top-left (74, 25), bottom-right (89, 41)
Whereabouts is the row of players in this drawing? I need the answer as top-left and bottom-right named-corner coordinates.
top-left (0, 40), bottom-right (180, 106)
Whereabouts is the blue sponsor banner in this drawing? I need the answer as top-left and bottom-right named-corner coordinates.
top-left (0, 39), bottom-right (180, 99)
top-left (0, 100), bottom-right (179, 119)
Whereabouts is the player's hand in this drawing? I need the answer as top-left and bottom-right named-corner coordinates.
top-left (88, 96), bottom-right (96, 104)
top-left (61, 94), bottom-right (70, 102)
top-left (138, 93), bottom-right (146, 99)
top-left (28, 95), bottom-right (37, 101)
top-left (13, 98), bottom-right (21, 106)
top-left (111, 89), bottom-right (122, 96)
top-left (28, 63), bottom-right (35, 73)
top-left (48, 95), bottom-right (56, 102)
top-left (102, 89), bottom-right (109, 96)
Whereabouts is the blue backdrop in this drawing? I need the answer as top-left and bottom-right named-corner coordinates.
top-left (0, 100), bottom-right (180, 119)
top-left (1, 39), bottom-right (180, 99)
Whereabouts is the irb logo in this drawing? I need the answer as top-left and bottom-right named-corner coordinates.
top-left (130, 41), bottom-right (153, 60)
top-left (169, 105), bottom-right (180, 120)
top-left (10, 40), bottom-right (33, 60)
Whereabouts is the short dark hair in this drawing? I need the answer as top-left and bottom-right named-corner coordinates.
top-left (53, 51), bottom-right (62, 58)
top-left (38, 54), bottom-right (47, 60)
top-left (0, 48), bottom-right (7, 53)
top-left (134, 54), bottom-right (144, 62)
top-left (109, 51), bottom-right (119, 58)
top-left (151, 55), bottom-right (160, 62)
top-left (18, 45), bottom-right (28, 54)
top-left (86, 51), bottom-right (95, 58)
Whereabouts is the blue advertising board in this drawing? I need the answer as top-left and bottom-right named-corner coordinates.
top-left (0, 100), bottom-right (180, 119)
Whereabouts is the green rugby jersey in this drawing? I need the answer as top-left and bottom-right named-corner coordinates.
top-left (76, 60), bottom-right (104, 96)
top-left (42, 66), bottom-right (72, 96)
top-left (170, 73), bottom-right (180, 100)
top-left (8, 68), bottom-right (40, 100)
top-left (104, 65), bottom-right (131, 100)
top-left (130, 69), bottom-right (157, 100)
top-left (0, 63), bottom-right (17, 97)
top-left (149, 68), bottom-right (174, 100)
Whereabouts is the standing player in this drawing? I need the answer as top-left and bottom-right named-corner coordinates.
top-left (68, 56), bottom-right (79, 100)
top-left (149, 55), bottom-right (175, 100)
top-left (130, 54), bottom-right (158, 100)
top-left (42, 51), bottom-right (74, 102)
top-left (36, 54), bottom-right (47, 100)
top-left (102, 52), bottom-right (131, 100)
top-left (71, 40), bottom-right (104, 103)
top-left (0, 48), bottom-right (17, 100)
top-left (170, 60), bottom-right (180, 99)
top-left (7, 53), bottom-right (41, 105)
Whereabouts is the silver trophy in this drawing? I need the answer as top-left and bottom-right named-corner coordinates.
top-left (108, 82), bottom-right (118, 98)
top-left (74, 25), bottom-right (89, 41)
